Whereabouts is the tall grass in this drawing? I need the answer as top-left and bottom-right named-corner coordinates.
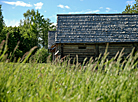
top-left (0, 38), bottom-right (138, 101)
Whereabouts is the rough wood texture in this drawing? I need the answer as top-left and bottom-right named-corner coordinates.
top-left (134, 43), bottom-right (138, 51)
top-left (56, 44), bottom-right (61, 56)
top-left (99, 43), bottom-right (134, 59)
top-left (48, 14), bottom-right (138, 62)
top-left (56, 14), bottom-right (138, 43)
top-left (57, 42), bottom-right (138, 63)
top-left (48, 31), bottom-right (56, 49)
top-left (63, 44), bottom-right (96, 63)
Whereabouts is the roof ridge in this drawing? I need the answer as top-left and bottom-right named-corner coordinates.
top-left (57, 13), bottom-right (138, 16)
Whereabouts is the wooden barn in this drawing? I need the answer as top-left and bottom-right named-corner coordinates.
top-left (48, 14), bottom-right (138, 63)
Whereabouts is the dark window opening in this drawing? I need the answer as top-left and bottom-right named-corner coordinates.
top-left (78, 46), bottom-right (86, 49)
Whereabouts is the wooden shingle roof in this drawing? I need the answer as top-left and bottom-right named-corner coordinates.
top-left (48, 31), bottom-right (56, 49)
top-left (55, 14), bottom-right (138, 43)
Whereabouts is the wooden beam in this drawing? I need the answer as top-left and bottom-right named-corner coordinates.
top-left (61, 44), bottom-right (64, 58)
top-left (96, 44), bottom-right (99, 57)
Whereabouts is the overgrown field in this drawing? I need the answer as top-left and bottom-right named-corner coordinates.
top-left (0, 49), bottom-right (138, 102)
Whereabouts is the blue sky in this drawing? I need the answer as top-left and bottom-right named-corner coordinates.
top-left (0, 0), bottom-right (136, 27)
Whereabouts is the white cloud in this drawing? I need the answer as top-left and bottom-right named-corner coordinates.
top-left (68, 11), bottom-right (83, 14)
top-left (65, 6), bottom-right (70, 9)
top-left (106, 7), bottom-right (111, 12)
top-left (126, 0), bottom-right (135, 5)
top-left (2, 1), bottom-right (32, 7)
top-left (57, 4), bottom-right (64, 8)
top-left (34, 2), bottom-right (43, 9)
top-left (57, 4), bottom-right (70, 9)
top-left (93, 10), bottom-right (100, 13)
top-left (85, 10), bottom-right (100, 13)
top-left (69, 9), bottom-right (100, 14)
top-left (5, 19), bottom-right (20, 27)
top-left (2, 1), bottom-right (44, 9)
top-left (99, 7), bottom-right (103, 9)
top-left (44, 10), bottom-right (46, 12)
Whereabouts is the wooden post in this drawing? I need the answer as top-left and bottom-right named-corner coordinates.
top-left (133, 42), bottom-right (137, 55)
top-left (61, 44), bottom-right (63, 58)
top-left (95, 44), bottom-right (99, 57)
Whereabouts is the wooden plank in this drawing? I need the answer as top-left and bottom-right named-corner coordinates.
top-left (64, 47), bottom-right (78, 49)
top-left (61, 44), bottom-right (63, 58)
top-left (64, 47), bottom-right (95, 49)
top-left (99, 44), bottom-right (133, 48)
top-left (96, 44), bottom-right (99, 57)
top-left (64, 45), bottom-right (95, 49)
top-left (63, 49), bottom-right (96, 52)
top-left (99, 48), bottom-right (133, 51)
top-left (64, 52), bottom-right (95, 55)
top-left (99, 46), bottom-right (133, 49)
top-left (99, 49), bottom-right (133, 52)
top-left (63, 44), bottom-right (96, 63)
top-left (109, 43), bottom-right (133, 46)
top-left (133, 43), bottom-right (138, 52)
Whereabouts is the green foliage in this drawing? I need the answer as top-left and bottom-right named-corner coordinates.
top-left (32, 48), bottom-right (49, 63)
top-left (0, 27), bottom-right (28, 61)
top-left (0, 5), bottom-right (4, 33)
top-left (0, 8), bottom-right (55, 59)
top-left (122, 0), bottom-right (138, 13)
top-left (20, 9), bottom-right (56, 48)
top-left (0, 5), bottom-right (5, 43)
top-left (0, 8), bottom-right (55, 61)
top-left (0, 35), bottom-right (38, 63)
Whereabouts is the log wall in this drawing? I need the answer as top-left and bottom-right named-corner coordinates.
top-left (99, 43), bottom-right (134, 59)
top-left (56, 42), bottom-right (138, 63)
top-left (63, 44), bottom-right (96, 63)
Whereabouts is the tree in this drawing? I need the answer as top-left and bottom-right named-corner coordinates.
top-left (0, 5), bottom-right (4, 33)
top-left (2, 27), bottom-right (24, 58)
top-left (122, 0), bottom-right (138, 13)
top-left (39, 18), bottom-right (56, 48)
top-left (0, 5), bottom-right (5, 42)
top-left (20, 9), bottom-right (56, 48)
top-left (0, 9), bottom-right (55, 62)
top-left (19, 9), bottom-right (40, 49)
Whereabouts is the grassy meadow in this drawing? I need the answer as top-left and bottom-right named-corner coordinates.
top-left (0, 47), bottom-right (138, 102)
top-left (0, 37), bottom-right (138, 102)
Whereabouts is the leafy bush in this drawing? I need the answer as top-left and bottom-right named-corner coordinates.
top-left (32, 48), bottom-right (49, 63)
